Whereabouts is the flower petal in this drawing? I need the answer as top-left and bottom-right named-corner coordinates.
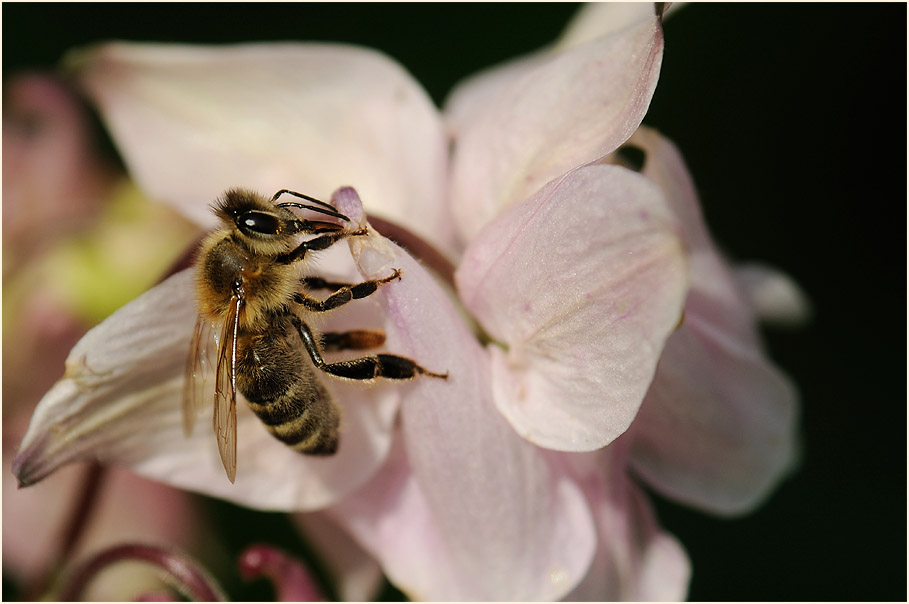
top-left (329, 439), bottom-right (459, 600)
top-left (445, 15), bottom-right (663, 241)
top-left (630, 312), bottom-right (800, 515)
top-left (564, 446), bottom-right (690, 601)
top-left (554, 2), bottom-right (661, 52)
top-left (625, 127), bottom-right (800, 514)
top-left (337, 221), bottom-right (597, 600)
top-left (626, 127), bottom-right (764, 347)
top-left (734, 262), bottom-right (812, 326)
top-left (12, 268), bottom-right (398, 511)
top-left (455, 165), bottom-right (687, 451)
top-left (292, 511), bottom-right (383, 602)
top-left (334, 439), bottom-right (595, 601)
top-left (69, 42), bottom-right (455, 255)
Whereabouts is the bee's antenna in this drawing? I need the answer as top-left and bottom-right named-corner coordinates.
top-left (271, 189), bottom-right (349, 221)
top-left (278, 202), bottom-right (350, 221)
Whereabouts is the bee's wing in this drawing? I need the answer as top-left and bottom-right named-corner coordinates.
top-left (213, 295), bottom-right (241, 483)
top-left (182, 316), bottom-right (217, 437)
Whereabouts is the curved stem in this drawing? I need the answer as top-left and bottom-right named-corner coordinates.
top-left (58, 543), bottom-right (226, 602)
top-left (24, 463), bottom-right (107, 601)
top-left (59, 464), bottom-right (106, 562)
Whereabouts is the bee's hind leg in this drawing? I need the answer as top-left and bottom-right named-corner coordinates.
top-left (322, 353), bottom-right (448, 381)
top-left (292, 316), bottom-right (448, 381)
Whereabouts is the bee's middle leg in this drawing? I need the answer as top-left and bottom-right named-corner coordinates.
top-left (320, 329), bottom-right (386, 352)
top-left (293, 270), bottom-right (401, 313)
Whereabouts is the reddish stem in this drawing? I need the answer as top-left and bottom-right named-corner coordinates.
top-left (58, 543), bottom-right (225, 602)
top-left (23, 463), bottom-right (106, 601)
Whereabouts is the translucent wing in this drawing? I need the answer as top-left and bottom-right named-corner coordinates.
top-left (213, 295), bottom-right (241, 483)
top-left (183, 316), bottom-right (217, 437)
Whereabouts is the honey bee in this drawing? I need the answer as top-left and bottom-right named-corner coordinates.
top-left (183, 188), bottom-right (447, 482)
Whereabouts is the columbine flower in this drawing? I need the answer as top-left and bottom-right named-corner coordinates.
top-left (12, 4), bottom-right (802, 600)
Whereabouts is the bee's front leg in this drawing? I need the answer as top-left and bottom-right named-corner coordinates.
top-left (276, 227), bottom-right (368, 265)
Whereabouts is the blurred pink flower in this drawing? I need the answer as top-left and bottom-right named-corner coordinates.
top-left (12, 4), bottom-right (801, 600)
top-left (3, 73), bottom-right (114, 264)
top-left (2, 73), bottom-right (202, 601)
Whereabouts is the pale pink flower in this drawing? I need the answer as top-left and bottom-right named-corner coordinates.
top-left (622, 126), bottom-right (803, 515)
top-left (12, 4), bottom-right (801, 600)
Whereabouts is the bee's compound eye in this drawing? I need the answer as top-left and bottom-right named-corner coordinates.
top-left (238, 211), bottom-right (281, 236)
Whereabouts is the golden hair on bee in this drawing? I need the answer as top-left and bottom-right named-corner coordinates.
top-left (213, 188), bottom-right (309, 257)
top-left (184, 187), bottom-right (447, 482)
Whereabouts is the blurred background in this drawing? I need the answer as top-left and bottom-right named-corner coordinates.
top-left (3, 3), bottom-right (905, 601)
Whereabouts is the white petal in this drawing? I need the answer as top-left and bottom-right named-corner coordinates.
top-left (456, 165), bottom-right (687, 451)
top-left (446, 16), bottom-right (663, 241)
top-left (635, 527), bottom-right (691, 601)
top-left (334, 440), bottom-right (595, 601)
top-left (329, 440), bottom-right (458, 601)
top-left (555, 2), bottom-right (660, 51)
top-left (630, 311), bottom-right (800, 515)
top-left (628, 126), bottom-right (763, 347)
top-left (735, 262), bottom-right (812, 326)
top-left (292, 512), bottom-right (383, 602)
top-left (69, 42), bottom-right (456, 255)
top-left (625, 127), bottom-right (801, 514)
top-left (13, 269), bottom-right (398, 511)
top-left (565, 447), bottom-right (690, 601)
top-left (338, 228), bottom-right (597, 600)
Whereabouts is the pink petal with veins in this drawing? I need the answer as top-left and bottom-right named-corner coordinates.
top-left (631, 311), bottom-right (800, 515)
top-left (12, 265), bottom-right (400, 512)
top-left (70, 42), bottom-right (455, 256)
top-left (626, 127), bottom-right (800, 515)
top-left (292, 511), bottom-right (383, 602)
top-left (338, 220), bottom-right (597, 600)
top-left (456, 165), bottom-right (687, 451)
top-left (563, 444), bottom-right (690, 601)
top-left (555, 3), bottom-right (662, 52)
top-left (628, 127), bottom-right (762, 347)
top-left (446, 15), bottom-right (663, 241)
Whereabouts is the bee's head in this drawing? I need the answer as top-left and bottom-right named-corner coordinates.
top-left (211, 189), bottom-right (295, 255)
top-left (214, 188), bottom-right (346, 257)
top-left (234, 208), bottom-right (284, 238)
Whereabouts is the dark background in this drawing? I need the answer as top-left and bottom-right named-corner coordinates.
top-left (4, 3), bottom-right (906, 601)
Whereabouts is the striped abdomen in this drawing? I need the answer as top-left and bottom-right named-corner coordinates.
top-left (236, 320), bottom-right (340, 455)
